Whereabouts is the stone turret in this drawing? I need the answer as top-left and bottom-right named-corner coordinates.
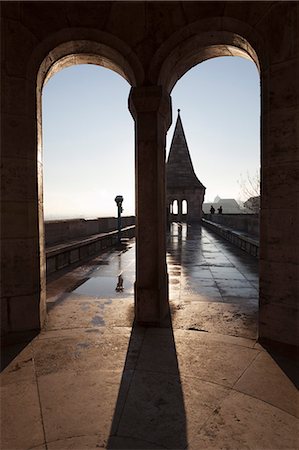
top-left (166, 110), bottom-right (205, 222)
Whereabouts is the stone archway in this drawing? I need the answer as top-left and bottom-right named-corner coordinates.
top-left (1, 32), bottom-right (143, 338)
top-left (149, 18), bottom-right (296, 350)
top-left (151, 22), bottom-right (266, 337)
top-left (149, 16), bottom-right (264, 89)
top-left (2, 5), bottom-right (297, 351)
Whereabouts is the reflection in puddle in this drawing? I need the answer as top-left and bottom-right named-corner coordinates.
top-left (74, 245), bottom-right (135, 298)
top-left (74, 276), bottom-right (133, 298)
top-left (115, 272), bottom-right (124, 292)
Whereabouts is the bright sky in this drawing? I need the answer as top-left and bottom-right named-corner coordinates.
top-left (42, 56), bottom-right (260, 220)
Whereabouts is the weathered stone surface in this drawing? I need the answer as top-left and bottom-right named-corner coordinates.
top-left (259, 2), bottom-right (299, 64)
top-left (263, 106), bottom-right (299, 165)
top-left (21, 2), bottom-right (70, 39)
top-left (7, 294), bottom-right (41, 332)
top-left (262, 162), bottom-right (299, 210)
top-left (189, 391), bottom-right (298, 450)
top-left (1, 380), bottom-right (45, 450)
top-left (259, 302), bottom-right (299, 347)
top-left (1, 114), bottom-right (37, 159)
top-left (47, 436), bottom-right (103, 450)
top-left (1, 343), bottom-right (35, 385)
top-left (1, 238), bottom-right (40, 296)
top-left (38, 369), bottom-right (124, 443)
top-left (234, 351), bottom-right (299, 417)
top-left (259, 259), bottom-right (298, 307)
top-left (2, 75), bottom-right (29, 116)
top-left (2, 18), bottom-right (38, 77)
top-left (1, 201), bottom-right (38, 240)
top-left (222, 2), bottom-right (273, 28)
top-left (261, 210), bottom-right (298, 264)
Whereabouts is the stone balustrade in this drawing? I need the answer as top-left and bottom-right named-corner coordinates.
top-left (46, 225), bottom-right (135, 275)
top-left (45, 216), bottom-right (135, 246)
top-left (203, 213), bottom-right (259, 237)
top-left (202, 218), bottom-right (259, 258)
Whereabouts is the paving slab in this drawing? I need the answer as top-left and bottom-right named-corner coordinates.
top-left (234, 351), bottom-right (299, 417)
top-left (116, 369), bottom-right (188, 449)
top-left (32, 328), bottom-right (142, 377)
top-left (173, 328), bottom-right (257, 349)
top-left (135, 328), bottom-right (258, 389)
top-left (218, 286), bottom-right (258, 298)
top-left (175, 336), bottom-right (259, 388)
top-left (180, 375), bottom-right (230, 439)
top-left (107, 436), bottom-right (163, 449)
top-left (1, 380), bottom-right (45, 450)
top-left (45, 294), bottom-right (134, 331)
top-left (189, 390), bottom-right (298, 450)
top-left (38, 369), bottom-right (128, 444)
top-left (47, 436), bottom-right (104, 450)
top-left (28, 446), bottom-right (47, 450)
top-left (1, 343), bottom-right (35, 385)
top-left (171, 301), bottom-right (257, 339)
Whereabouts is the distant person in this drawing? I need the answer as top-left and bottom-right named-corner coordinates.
top-left (218, 206), bottom-right (223, 214)
top-left (210, 205), bottom-right (215, 214)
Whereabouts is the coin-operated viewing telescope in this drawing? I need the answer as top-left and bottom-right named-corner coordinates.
top-left (114, 195), bottom-right (124, 245)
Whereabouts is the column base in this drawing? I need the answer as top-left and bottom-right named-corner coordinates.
top-left (258, 337), bottom-right (299, 360)
top-left (134, 276), bottom-right (170, 327)
top-left (1, 329), bottom-right (40, 371)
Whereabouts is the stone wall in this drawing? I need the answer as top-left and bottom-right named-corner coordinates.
top-left (204, 214), bottom-right (259, 237)
top-left (168, 188), bottom-right (205, 222)
top-left (45, 216), bottom-right (136, 246)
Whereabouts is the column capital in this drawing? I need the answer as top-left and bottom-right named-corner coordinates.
top-left (129, 85), bottom-right (172, 130)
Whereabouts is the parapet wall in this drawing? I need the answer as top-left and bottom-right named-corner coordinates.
top-left (203, 214), bottom-right (259, 237)
top-left (46, 225), bottom-right (135, 275)
top-left (45, 216), bottom-right (136, 246)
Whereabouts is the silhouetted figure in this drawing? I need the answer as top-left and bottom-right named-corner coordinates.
top-left (218, 206), bottom-right (223, 214)
top-left (210, 205), bottom-right (215, 214)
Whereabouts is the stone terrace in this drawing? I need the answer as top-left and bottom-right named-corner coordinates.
top-left (1, 224), bottom-right (298, 450)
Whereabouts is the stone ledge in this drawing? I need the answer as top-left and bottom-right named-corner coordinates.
top-left (202, 219), bottom-right (259, 258)
top-left (45, 225), bottom-right (135, 275)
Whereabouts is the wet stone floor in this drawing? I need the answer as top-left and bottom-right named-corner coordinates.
top-left (167, 223), bottom-right (259, 339)
top-left (45, 223), bottom-right (259, 339)
top-left (2, 224), bottom-right (298, 450)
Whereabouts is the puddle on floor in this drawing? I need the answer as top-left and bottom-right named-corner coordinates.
top-left (73, 276), bottom-right (134, 298)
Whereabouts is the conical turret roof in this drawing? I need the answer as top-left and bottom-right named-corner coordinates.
top-left (167, 110), bottom-right (205, 189)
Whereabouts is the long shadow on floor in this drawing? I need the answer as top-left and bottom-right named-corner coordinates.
top-left (107, 321), bottom-right (187, 449)
top-left (261, 344), bottom-right (299, 389)
top-left (1, 331), bottom-right (39, 371)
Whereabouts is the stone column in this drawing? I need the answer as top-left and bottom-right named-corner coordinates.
top-left (178, 199), bottom-right (182, 221)
top-left (1, 74), bottom-right (46, 344)
top-left (259, 54), bottom-right (299, 353)
top-left (129, 86), bottom-right (172, 325)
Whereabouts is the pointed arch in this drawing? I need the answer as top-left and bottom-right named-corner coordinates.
top-left (173, 200), bottom-right (178, 215)
top-left (182, 200), bottom-right (188, 215)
